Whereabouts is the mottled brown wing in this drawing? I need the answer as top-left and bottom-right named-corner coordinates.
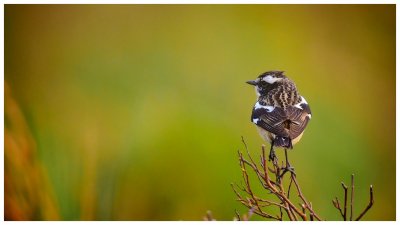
top-left (285, 106), bottom-right (311, 139)
top-left (251, 106), bottom-right (290, 138)
top-left (251, 103), bottom-right (311, 139)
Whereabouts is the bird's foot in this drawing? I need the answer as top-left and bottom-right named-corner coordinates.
top-left (268, 149), bottom-right (276, 161)
top-left (278, 165), bottom-right (296, 181)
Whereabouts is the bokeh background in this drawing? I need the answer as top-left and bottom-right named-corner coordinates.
top-left (4, 4), bottom-right (395, 221)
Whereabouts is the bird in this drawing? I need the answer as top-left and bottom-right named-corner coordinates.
top-left (246, 71), bottom-right (312, 173)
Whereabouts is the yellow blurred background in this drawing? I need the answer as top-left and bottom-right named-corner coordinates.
top-left (4, 4), bottom-right (395, 221)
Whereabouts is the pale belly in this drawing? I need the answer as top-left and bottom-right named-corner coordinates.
top-left (256, 127), bottom-right (304, 147)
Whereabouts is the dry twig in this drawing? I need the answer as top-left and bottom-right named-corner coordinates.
top-left (332, 174), bottom-right (374, 221)
top-left (355, 185), bottom-right (374, 221)
top-left (231, 138), bottom-right (320, 221)
top-left (229, 137), bottom-right (374, 221)
top-left (350, 174), bottom-right (354, 221)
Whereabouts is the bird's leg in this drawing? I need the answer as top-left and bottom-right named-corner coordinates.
top-left (278, 148), bottom-right (296, 179)
top-left (269, 140), bottom-right (276, 161)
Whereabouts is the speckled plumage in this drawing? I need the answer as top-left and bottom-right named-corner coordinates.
top-left (247, 71), bottom-right (312, 149)
top-left (259, 78), bottom-right (301, 110)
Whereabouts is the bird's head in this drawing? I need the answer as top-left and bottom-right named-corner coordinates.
top-left (246, 71), bottom-right (286, 96)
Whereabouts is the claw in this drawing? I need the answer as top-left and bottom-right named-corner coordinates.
top-left (269, 149), bottom-right (276, 161)
top-left (278, 166), bottom-right (296, 181)
top-left (269, 141), bottom-right (276, 161)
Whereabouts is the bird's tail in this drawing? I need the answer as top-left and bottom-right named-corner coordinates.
top-left (273, 136), bottom-right (293, 149)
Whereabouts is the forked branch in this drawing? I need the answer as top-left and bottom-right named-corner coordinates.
top-left (229, 138), bottom-right (373, 221)
top-left (332, 174), bottom-right (374, 221)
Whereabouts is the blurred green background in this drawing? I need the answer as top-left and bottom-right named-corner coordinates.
top-left (4, 4), bottom-right (395, 221)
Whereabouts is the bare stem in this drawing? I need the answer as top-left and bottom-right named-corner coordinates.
top-left (350, 174), bottom-right (354, 221)
top-left (332, 197), bottom-right (344, 218)
top-left (341, 182), bottom-right (348, 220)
top-left (230, 138), bottom-right (373, 221)
top-left (355, 185), bottom-right (374, 221)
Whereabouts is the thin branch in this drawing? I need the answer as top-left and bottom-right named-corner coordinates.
top-left (309, 202), bottom-right (314, 221)
top-left (254, 197), bottom-right (286, 208)
top-left (234, 149), bottom-right (282, 221)
top-left (290, 173), bottom-right (322, 221)
top-left (288, 205), bottom-right (298, 221)
top-left (231, 139), bottom-right (373, 222)
top-left (203, 210), bottom-right (215, 221)
top-left (237, 140), bottom-right (306, 220)
top-left (239, 154), bottom-right (262, 214)
top-left (261, 145), bottom-right (271, 186)
top-left (332, 197), bottom-right (344, 218)
top-left (341, 182), bottom-right (348, 220)
top-left (287, 176), bottom-right (293, 198)
top-left (355, 185), bottom-right (374, 221)
top-left (234, 210), bottom-right (241, 221)
top-left (350, 174), bottom-right (354, 221)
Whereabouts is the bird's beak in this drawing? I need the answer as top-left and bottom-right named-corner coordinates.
top-left (246, 80), bottom-right (257, 86)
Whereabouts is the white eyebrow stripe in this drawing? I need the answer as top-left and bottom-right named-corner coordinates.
top-left (263, 75), bottom-right (283, 84)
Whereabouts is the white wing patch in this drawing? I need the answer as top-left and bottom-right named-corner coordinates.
top-left (254, 102), bottom-right (275, 112)
top-left (252, 118), bottom-right (260, 123)
top-left (294, 96), bottom-right (312, 119)
top-left (294, 96), bottom-right (308, 110)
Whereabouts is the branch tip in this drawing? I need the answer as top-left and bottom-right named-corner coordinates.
top-left (231, 141), bottom-right (372, 221)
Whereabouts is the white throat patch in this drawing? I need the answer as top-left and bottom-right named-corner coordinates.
top-left (255, 86), bottom-right (260, 97)
top-left (263, 75), bottom-right (283, 84)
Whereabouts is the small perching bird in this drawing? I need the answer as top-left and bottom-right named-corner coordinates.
top-left (246, 71), bottom-right (312, 171)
